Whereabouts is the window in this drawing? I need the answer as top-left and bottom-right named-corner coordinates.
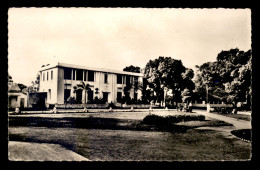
top-left (84, 70), bottom-right (86, 81)
top-left (117, 74), bottom-right (122, 84)
top-left (88, 70), bottom-right (94, 82)
top-left (43, 73), bottom-right (45, 81)
top-left (76, 69), bottom-right (83, 81)
top-left (88, 90), bottom-right (94, 102)
top-left (117, 92), bottom-right (122, 102)
top-left (48, 89), bottom-right (51, 100)
top-left (51, 71), bottom-right (53, 80)
top-left (103, 92), bottom-right (109, 103)
top-left (64, 89), bottom-right (71, 103)
top-left (104, 73), bottom-right (108, 83)
top-left (126, 75), bottom-right (131, 85)
top-left (64, 68), bottom-right (72, 80)
top-left (47, 72), bottom-right (49, 81)
top-left (73, 69), bottom-right (75, 80)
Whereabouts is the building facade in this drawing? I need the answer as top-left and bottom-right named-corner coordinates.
top-left (38, 62), bottom-right (144, 105)
top-left (8, 82), bottom-right (28, 108)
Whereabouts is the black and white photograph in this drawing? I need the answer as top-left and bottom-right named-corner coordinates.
top-left (7, 8), bottom-right (252, 161)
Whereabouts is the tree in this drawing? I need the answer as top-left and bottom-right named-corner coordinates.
top-left (122, 65), bottom-right (143, 104)
top-left (81, 82), bottom-right (91, 104)
top-left (73, 82), bottom-right (91, 104)
top-left (30, 73), bottom-right (40, 92)
top-left (123, 65), bottom-right (141, 73)
top-left (8, 74), bottom-right (13, 82)
top-left (17, 83), bottom-right (27, 91)
top-left (195, 48), bottom-right (252, 111)
top-left (144, 56), bottom-right (194, 107)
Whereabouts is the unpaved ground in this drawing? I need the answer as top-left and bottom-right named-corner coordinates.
top-left (9, 141), bottom-right (89, 161)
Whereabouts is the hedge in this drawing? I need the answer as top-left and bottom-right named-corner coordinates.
top-left (143, 114), bottom-right (205, 125)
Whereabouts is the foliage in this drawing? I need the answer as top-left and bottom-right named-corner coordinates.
top-left (67, 96), bottom-right (76, 104)
top-left (108, 102), bottom-right (115, 108)
top-left (81, 82), bottom-right (91, 104)
top-left (8, 74), bottom-right (13, 82)
top-left (29, 73), bottom-right (40, 92)
top-left (144, 56), bottom-right (194, 106)
top-left (17, 83), bottom-right (27, 91)
top-left (212, 107), bottom-right (233, 114)
top-left (72, 82), bottom-right (91, 104)
top-left (123, 65), bottom-right (141, 73)
top-left (88, 96), bottom-right (106, 104)
top-left (195, 48), bottom-right (252, 109)
top-left (121, 65), bottom-right (143, 104)
top-left (143, 114), bottom-right (205, 125)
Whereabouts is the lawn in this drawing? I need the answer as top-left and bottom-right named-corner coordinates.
top-left (9, 127), bottom-right (251, 161)
top-left (212, 112), bottom-right (251, 121)
top-left (8, 110), bottom-right (251, 161)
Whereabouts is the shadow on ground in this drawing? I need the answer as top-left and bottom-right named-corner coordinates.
top-left (8, 115), bottom-right (233, 134)
top-left (231, 129), bottom-right (251, 141)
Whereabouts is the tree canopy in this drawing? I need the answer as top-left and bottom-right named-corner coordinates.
top-left (144, 56), bottom-right (194, 105)
top-left (123, 65), bottom-right (141, 73)
top-left (195, 48), bottom-right (252, 108)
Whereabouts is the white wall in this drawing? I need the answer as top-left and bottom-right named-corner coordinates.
top-left (39, 68), bottom-right (58, 104)
top-left (8, 93), bottom-right (28, 108)
top-left (41, 66), bottom-right (143, 104)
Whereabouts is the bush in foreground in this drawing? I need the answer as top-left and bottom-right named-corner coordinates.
top-left (143, 114), bottom-right (205, 125)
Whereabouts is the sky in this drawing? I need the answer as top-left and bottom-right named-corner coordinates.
top-left (8, 8), bottom-right (251, 86)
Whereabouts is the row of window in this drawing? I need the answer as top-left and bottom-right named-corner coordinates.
top-left (42, 71), bottom-right (53, 81)
top-left (64, 68), bottom-right (95, 82)
top-left (64, 68), bottom-right (138, 84)
top-left (117, 74), bottom-right (138, 84)
top-left (64, 89), bottom-right (138, 102)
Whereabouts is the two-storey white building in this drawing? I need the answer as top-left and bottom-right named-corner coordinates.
top-left (38, 62), bottom-right (143, 105)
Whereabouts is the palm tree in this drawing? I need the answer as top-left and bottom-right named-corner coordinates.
top-left (81, 82), bottom-right (91, 104)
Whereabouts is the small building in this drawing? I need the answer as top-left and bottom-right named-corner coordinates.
top-left (38, 62), bottom-right (144, 105)
top-left (8, 82), bottom-right (28, 108)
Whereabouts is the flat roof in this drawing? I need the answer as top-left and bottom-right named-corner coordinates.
top-left (39, 62), bottom-right (144, 77)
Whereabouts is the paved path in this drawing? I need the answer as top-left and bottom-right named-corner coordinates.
top-left (193, 109), bottom-right (251, 129)
top-left (9, 141), bottom-right (90, 161)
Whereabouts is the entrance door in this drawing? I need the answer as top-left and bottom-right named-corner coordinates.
top-left (76, 90), bottom-right (82, 104)
top-left (64, 89), bottom-right (71, 103)
top-left (103, 92), bottom-right (109, 103)
top-left (20, 98), bottom-right (24, 108)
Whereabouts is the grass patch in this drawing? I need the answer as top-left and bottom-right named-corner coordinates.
top-left (212, 112), bottom-right (251, 121)
top-left (8, 127), bottom-right (251, 161)
top-left (9, 113), bottom-right (232, 133)
top-left (176, 119), bottom-right (233, 127)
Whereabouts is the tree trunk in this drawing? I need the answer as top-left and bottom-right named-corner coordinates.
top-left (232, 101), bottom-right (238, 114)
top-left (85, 90), bottom-right (88, 104)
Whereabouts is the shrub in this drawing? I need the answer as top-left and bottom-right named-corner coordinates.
top-left (67, 97), bottom-right (76, 104)
top-left (88, 97), bottom-right (106, 104)
top-left (213, 107), bottom-right (233, 114)
top-left (108, 102), bottom-right (116, 109)
top-left (143, 114), bottom-right (167, 125)
top-left (143, 114), bottom-right (205, 125)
